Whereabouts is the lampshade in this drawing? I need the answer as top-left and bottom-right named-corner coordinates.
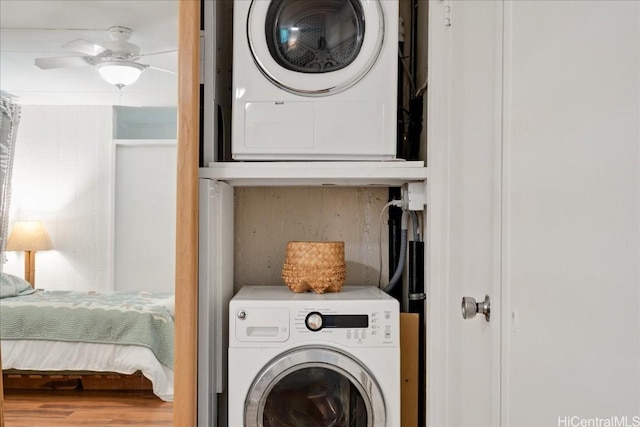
top-left (6, 221), bottom-right (54, 252)
top-left (96, 61), bottom-right (145, 88)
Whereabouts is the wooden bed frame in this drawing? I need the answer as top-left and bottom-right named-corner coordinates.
top-left (2, 370), bottom-right (152, 392)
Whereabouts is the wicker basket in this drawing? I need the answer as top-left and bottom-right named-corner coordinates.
top-left (282, 241), bottom-right (346, 294)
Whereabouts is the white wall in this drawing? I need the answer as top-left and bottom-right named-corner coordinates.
top-left (3, 105), bottom-right (113, 291)
top-left (114, 141), bottom-right (176, 292)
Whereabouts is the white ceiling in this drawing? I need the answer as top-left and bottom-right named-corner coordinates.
top-left (0, 0), bottom-right (178, 107)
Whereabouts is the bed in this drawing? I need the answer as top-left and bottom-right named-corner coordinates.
top-left (0, 272), bottom-right (175, 401)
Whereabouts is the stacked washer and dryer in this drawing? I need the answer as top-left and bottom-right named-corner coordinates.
top-left (228, 0), bottom-right (401, 425)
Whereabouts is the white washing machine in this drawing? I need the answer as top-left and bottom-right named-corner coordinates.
top-left (228, 285), bottom-right (400, 427)
top-left (231, 0), bottom-right (399, 160)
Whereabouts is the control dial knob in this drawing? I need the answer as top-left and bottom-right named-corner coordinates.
top-left (305, 312), bottom-right (324, 331)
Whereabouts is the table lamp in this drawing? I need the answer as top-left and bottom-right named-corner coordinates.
top-left (5, 220), bottom-right (53, 287)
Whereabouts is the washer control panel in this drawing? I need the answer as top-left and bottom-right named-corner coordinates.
top-left (229, 286), bottom-right (400, 347)
top-left (295, 307), bottom-right (397, 347)
top-left (304, 311), bottom-right (370, 331)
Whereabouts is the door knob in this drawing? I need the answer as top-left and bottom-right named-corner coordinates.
top-left (461, 295), bottom-right (490, 321)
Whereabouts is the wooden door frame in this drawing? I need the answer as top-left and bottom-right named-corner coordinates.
top-left (175, 0), bottom-right (200, 425)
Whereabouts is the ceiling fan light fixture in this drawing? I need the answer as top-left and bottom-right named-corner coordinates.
top-left (96, 61), bottom-right (145, 88)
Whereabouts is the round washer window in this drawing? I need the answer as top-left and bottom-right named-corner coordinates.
top-left (262, 366), bottom-right (368, 426)
top-left (265, 0), bottom-right (366, 73)
top-left (244, 347), bottom-right (386, 426)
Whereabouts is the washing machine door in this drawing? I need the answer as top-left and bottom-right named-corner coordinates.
top-left (245, 346), bottom-right (386, 426)
top-left (247, 0), bottom-right (384, 96)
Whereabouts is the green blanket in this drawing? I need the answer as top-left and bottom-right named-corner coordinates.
top-left (0, 290), bottom-right (174, 369)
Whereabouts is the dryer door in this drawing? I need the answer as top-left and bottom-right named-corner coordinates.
top-left (247, 0), bottom-right (384, 96)
top-left (245, 346), bottom-right (386, 427)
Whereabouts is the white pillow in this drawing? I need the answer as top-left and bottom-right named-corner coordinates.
top-left (0, 273), bottom-right (35, 298)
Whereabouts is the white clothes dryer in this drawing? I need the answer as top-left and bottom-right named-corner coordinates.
top-left (228, 285), bottom-right (400, 427)
top-left (231, 0), bottom-right (399, 160)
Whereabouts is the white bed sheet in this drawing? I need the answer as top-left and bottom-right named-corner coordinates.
top-left (1, 339), bottom-right (174, 402)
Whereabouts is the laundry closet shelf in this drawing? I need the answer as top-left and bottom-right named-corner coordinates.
top-left (199, 161), bottom-right (428, 186)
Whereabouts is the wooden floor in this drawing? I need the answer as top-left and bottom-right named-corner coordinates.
top-left (2, 389), bottom-right (173, 426)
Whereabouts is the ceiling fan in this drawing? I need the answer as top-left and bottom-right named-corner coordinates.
top-left (34, 26), bottom-right (176, 88)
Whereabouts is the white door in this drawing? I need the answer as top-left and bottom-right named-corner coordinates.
top-left (428, 1), bottom-right (640, 426)
top-left (427, 1), bottom-right (504, 425)
top-left (501, 1), bottom-right (640, 425)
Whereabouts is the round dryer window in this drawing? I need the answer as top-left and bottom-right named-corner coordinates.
top-left (247, 0), bottom-right (385, 96)
top-left (244, 347), bottom-right (386, 426)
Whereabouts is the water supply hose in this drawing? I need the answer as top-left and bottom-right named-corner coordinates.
top-left (383, 210), bottom-right (409, 293)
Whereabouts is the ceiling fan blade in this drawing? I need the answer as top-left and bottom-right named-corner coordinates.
top-left (34, 56), bottom-right (92, 69)
top-left (147, 65), bottom-right (177, 75)
top-left (63, 39), bottom-right (108, 56)
top-left (140, 49), bottom-right (177, 58)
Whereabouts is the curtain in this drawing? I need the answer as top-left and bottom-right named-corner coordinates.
top-left (0, 95), bottom-right (21, 270)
